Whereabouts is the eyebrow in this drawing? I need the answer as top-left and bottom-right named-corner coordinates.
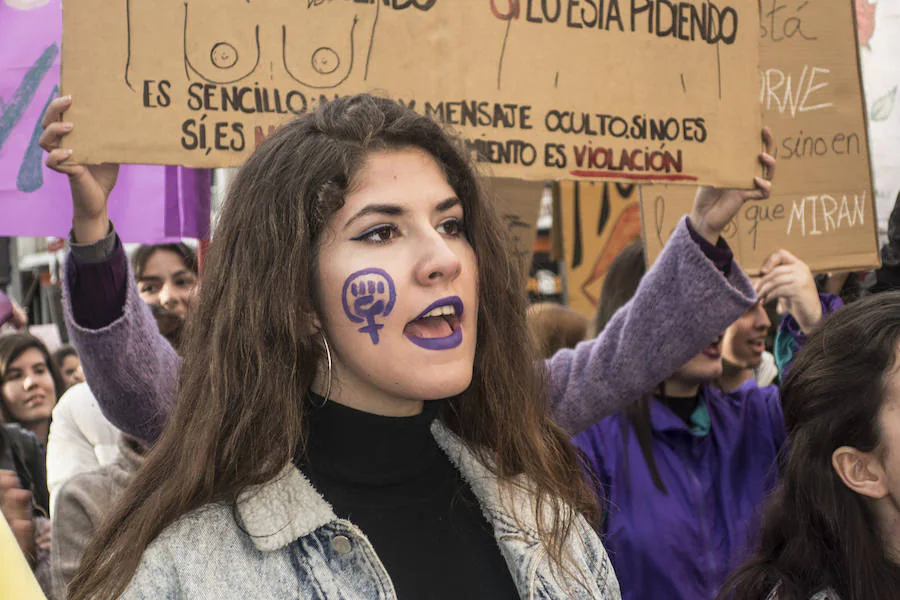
top-left (138, 270), bottom-right (194, 283)
top-left (343, 197), bottom-right (461, 231)
top-left (4, 360), bottom-right (45, 376)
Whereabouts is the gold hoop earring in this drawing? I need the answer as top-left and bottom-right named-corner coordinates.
top-left (310, 332), bottom-right (333, 408)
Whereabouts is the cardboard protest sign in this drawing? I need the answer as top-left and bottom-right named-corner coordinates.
top-left (484, 178), bottom-right (545, 270)
top-left (558, 180), bottom-right (641, 318)
top-left (642, 0), bottom-right (879, 273)
top-left (63, 0), bottom-right (762, 187)
top-left (0, 0), bottom-right (210, 242)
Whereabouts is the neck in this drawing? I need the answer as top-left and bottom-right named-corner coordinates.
top-left (718, 359), bottom-right (752, 392)
top-left (330, 394), bottom-right (424, 417)
top-left (875, 495), bottom-right (900, 564)
top-left (311, 372), bottom-right (424, 418)
top-left (662, 378), bottom-right (700, 398)
top-left (26, 420), bottom-right (49, 446)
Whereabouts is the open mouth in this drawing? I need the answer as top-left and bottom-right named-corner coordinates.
top-left (748, 338), bottom-right (766, 354)
top-left (404, 296), bottom-right (464, 351)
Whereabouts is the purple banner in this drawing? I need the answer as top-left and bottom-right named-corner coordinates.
top-left (0, 0), bottom-right (210, 243)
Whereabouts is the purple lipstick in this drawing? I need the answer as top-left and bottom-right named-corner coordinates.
top-left (404, 296), bottom-right (464, 351)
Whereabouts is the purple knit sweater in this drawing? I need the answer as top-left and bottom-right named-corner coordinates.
top-left (62, 217), bottom-right (755, 444)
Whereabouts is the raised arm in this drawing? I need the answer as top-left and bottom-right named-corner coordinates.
top-left (547, 217), bottom-right (756, 434)
top-left (547, 129), bottom-right (776, 435)
top-left (756, 250), bottom-right (844, 377)
top-left (42, 96), bottom-right (178, 446)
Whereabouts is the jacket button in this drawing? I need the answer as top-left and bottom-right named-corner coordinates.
top-left (331, 535), bottom-right (352, 555)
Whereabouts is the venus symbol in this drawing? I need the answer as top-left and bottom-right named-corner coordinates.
top-left (341, 268), bottom-right (396, 345)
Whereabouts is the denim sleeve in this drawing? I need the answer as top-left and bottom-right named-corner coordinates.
top-left (119, 541), bottom-right (182, 599)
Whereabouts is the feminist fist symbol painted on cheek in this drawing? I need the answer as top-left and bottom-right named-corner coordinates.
top-left (341, 268), bottom-right (397, 345)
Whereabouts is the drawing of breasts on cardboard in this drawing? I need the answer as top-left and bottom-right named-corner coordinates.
top-left (281, 9), bottom-right (367, 90)
top-left (182, 0), bottom-right (260, 85)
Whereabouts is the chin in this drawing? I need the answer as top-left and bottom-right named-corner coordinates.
top-left (745, 356), bottom-right (764, 369)
top-left (404, 370), bottom-right (473, 401)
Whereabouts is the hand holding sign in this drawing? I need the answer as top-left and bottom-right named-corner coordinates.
top-left (39, 95), bottom-right (119, 244)
top-left (755, 249), bottom-right (822, 334)
top-left (689, 128), bottom-right (776, 244)
top-left (341, 268), bottom-right (396, 345)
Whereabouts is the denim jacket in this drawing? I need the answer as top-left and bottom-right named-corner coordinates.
top-left (121, 422), bottom-right (621, 599)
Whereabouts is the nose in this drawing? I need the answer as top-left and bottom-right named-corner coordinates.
top-left (23, 373), bottom-right (38, 391)
top-left (73, 365), bottom-right (85, 385)
top-left (752, 302), bottom-right (771, 329)
top-left (414, 231), bottom-right (462, 286)
top-left (158, 282), bottom-right (179, 312)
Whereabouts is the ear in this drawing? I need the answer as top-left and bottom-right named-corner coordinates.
top-left (304, 312), bottom-right (323, 337)
top-left (832, 446), bottom-right (890, 500)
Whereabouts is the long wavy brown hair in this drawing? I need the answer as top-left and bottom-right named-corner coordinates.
top-left (69, 94), bottom-right (598, 599)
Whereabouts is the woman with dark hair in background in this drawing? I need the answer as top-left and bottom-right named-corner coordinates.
top-left (0, 334), bottom-right (65, 447)
top-left (130, 242), bottom-right (198, 317)
top-left (720, 292), bottom-right (900, 600)
top-left (0, 334), bottom-right (59, 594)
top-left (573, 243), bottom-right (835, 600)
top-left (51, 346), bottom-right (84, 391)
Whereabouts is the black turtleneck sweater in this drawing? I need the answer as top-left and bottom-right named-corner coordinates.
top-left (295, 398), bottom-right (520, 600)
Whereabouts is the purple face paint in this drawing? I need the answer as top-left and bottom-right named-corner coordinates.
top-left (404, 296), bottom-right (464, 351)
top-left (341, 268), bottom-right (397, 345)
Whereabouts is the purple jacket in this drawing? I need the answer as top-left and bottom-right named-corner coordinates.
top-left (570, 293), bottom-right (840, 600)
top-left (61, 217), bottom-right (756, 444)
top-left (574, 383), bottom-right (785, 600)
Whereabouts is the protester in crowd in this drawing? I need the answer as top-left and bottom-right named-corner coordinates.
top-left (131, 243), bottom-right (198, 317)
top-left (717, 255), bottom-right (835, 391)
top-left (45, 268), bottom-right (187, 510)
top-left (1, 433), bottom-right (51, 594)
top-left (45, 383), bottom-right (120, 510)
top-left (718, 299), bottom-right (775, 390)
top-left (0, 426), bottom-right (49, 522)
top-left (51, 346), bottom-right (83, 391)
top-left (526, 302), bottom-right (588, 359)
top-left (573, 245), bottom-right (838, 600)
top-left (43, 93), bottom-right (773, 599)
top-left (50, 433), bottom-right (146, 598)
top-left (720, 292), bottom-right (900, 600)
top-left (0, 334), bottom-right (65, 447)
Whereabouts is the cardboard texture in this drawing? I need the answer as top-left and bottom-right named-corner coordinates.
top-left (559, 180), bottom-right (641, 318)
top-left (62, 0), bottom-right (761, 187)
top-left (642, 0), bottom-right (879, 274)
top-left (485, 177), bottom-right (544, 271)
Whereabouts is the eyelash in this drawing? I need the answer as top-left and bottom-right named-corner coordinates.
top-left (353, 218), bottom-right (466, 245)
